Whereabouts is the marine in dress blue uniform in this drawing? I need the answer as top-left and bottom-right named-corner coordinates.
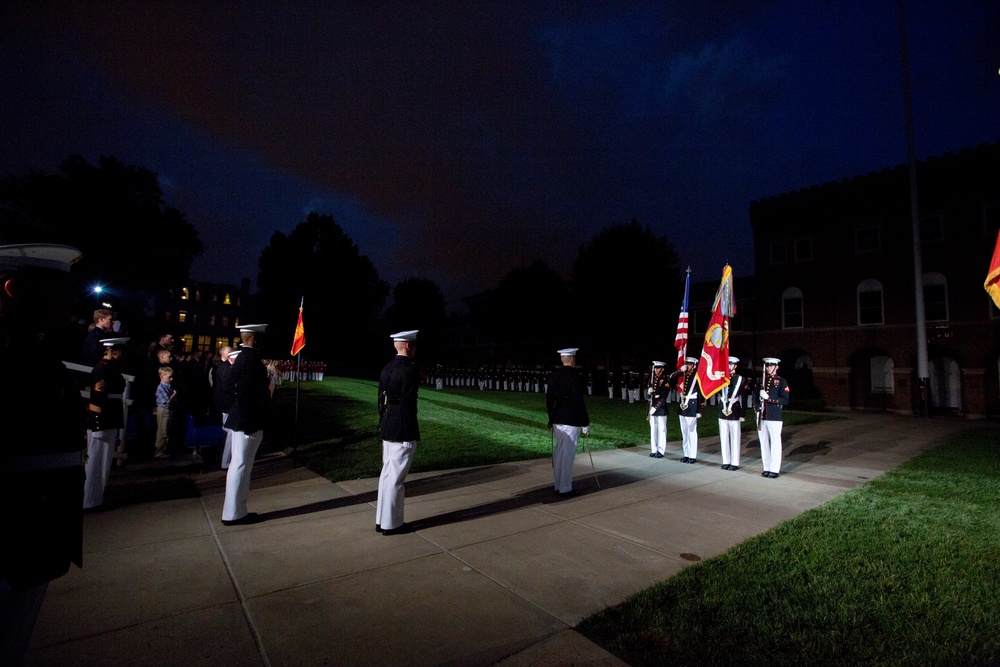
top-left (646, 361), bottom-right (669, 458)
top-left (376, 330), bottom-right (420, 534)
top-left (545, 348), bottom-right (590, 495)
top-left (221, 324), bottom-right (270, 525)
top-left (83, 337), bottom-right (129, 509)
top-left (752, 357), bottom-right (790, 478)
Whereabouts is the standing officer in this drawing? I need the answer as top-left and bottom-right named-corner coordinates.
top-left (646, 361), bottom-right (669, 458)
top-left (221, 324), bottom-right (270, 525)
top-left (671, 356), bottom-right (703, 463)
top-left (83, 337), bottom-right (129, 509)
top-left (717, 356), bottom-right (747, 471)
top-left (1, 243), bottom-right (86, 666)
top-left (545, 348), bottom-right (590, 497)
top-left (752, 357), bottom-right (790, 478)
top-left (376, 330), bottom-right (420, 535)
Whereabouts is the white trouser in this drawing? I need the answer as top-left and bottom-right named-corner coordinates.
top-left (649, 415), bottom-right (667, 455)
top-left (552, 424), bottom-right (579, 493)
top-left (758, 420), bottom-right (783, 473)
top-left (376, 440), bottom-right (416, 530)
top-left (220, 412), bottom-right (233, 469)
top-left (222, 429), bottom-right (263, 521)
top-left (84, 428), bottom-right (120, 508)
top-left (679, 415), bottom-right (699, 460)
top-left (718, 419), bottom-right (742, 466)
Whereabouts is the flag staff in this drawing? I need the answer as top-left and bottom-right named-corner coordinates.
top-left (290, 296), bottom-right (306, 449)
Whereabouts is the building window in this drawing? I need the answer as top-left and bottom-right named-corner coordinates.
top-left (855, 226), bottom-right (880, 253)
top-left (857, 279), bottom-right (884, 325)
top-left (180, 334), bottom-right (194, 353)
top-left (215, 337), bottom-right (231, 350)
top-left (793, 238), bottom-right (812, 262)
top-left (178, 311), bottom-right (187, 323)
top-left (920, 215), bottom-right (944, 243)
top-left (195, 290), bottom-right (202, 302)
top-left (209, 314), bottom-right (216, 326)
top-left (782, 287), bottom-right (803, 329)
top-left (223, 293), bottom-right (232, 305)
top-left (181, 287), bottom-right (190, 301)
top-left (197, 335), bottom-right (212, 351)
top-left (923, 273), bottom-right (948, 322)
top-left (870, 355), bottom-right (894, 394)
top-left (221, 316), bottom-right (229, 328)
top-left (770, 241), bottom-right (787, 265)
top-left (164, 311), bottom-right (172, 322)
top-left (212, 293), bottom-right (219, 304)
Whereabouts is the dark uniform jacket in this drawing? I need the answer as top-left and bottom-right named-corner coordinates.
top-left (751, 374), bottom-right (790, 421)
top-left (86, 357), bottom-right (126, 432)
top-left (546, 366), bottom-right (590, 427)
top-left (671, 368), bottom-right (704, 417)
top-left (648, 372), bottom-right (670, 417)
top-left (378, 355), bottom-right (420, 442)
top-left (224, 345), bottom-right (269, 433)
top-left (211, 361), bottom-right (234, 415)
top-left (717, 373), bottom-right (747, 421)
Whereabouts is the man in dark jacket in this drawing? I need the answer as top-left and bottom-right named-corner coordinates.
top-left (211, 346), bottom-right (235, 469)
top-left (376, 329), bottom-right (420, 535)
top-left (221, 325), bottom-right (269, 525)
top-left (545, 348), bottom-right (590, 497)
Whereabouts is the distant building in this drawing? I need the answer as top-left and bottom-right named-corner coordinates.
top-left (745, 141), bottom-right (1000, 417)
top-left (156, 279), bottom-right (252, 354)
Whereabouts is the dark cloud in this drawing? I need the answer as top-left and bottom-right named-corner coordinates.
top-left (2, 1), bottom-right (998, 303)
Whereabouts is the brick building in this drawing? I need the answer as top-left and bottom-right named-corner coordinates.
top-left (746, 141), bottom-right (1000, 417)
top-left (157, 279), bottom-right (252, 355)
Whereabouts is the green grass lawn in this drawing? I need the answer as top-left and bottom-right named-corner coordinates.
top-left (575, 426), bottom-right (1000, 666)
top-left (271, 376), bottom-right (837, 482)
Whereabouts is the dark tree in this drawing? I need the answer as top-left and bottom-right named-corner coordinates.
top-left (0, 155), bottom-right (204, 302)
top-left (255, 212), bottom-right (388, 374)
top-left (571, 219), bottom-right (681, 364)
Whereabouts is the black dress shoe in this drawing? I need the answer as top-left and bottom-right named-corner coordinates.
top-left (655, 452), bottom-right (664, 458)
top-left (376, 525), bottom-right (383, 533)
top-left (381, 523), bottom-right (412, 535)
top-left (730, 466), bottom-right (739, 471)
top-left (222, 512), bottom-right (262, 526)
top-left (557, 489), bottom-right (579, 498)
top-left (680, 457), bottom-right (690, 463)
top-left (768, 472), bottom-right (780, 479)
top-left (721, 464), bottom-right (731, 470)
top-left (649, 452), bottom-right (656, 458)
top-left (685, 458), bottom-right (696, 464)
top-left (761, 471), bottom-right (770, 478)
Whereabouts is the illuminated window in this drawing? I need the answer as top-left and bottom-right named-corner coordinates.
top-left (215, 337), bottom-right (230, 350)
top-left (180, 334), bottom-right (194, 352)
top-left (197, 335), bottom-right (211, 351)
top-left (870, 356), bottom-right (894, 394)
top-left (181, 287), bottom-right (190, 301)
top-left (223, 293), bottom-right (232, 305)
top-left (178, 311), bottom-right (188, 323)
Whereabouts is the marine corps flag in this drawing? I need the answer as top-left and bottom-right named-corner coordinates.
top-left (290, 297), bottom-right (306, 356)
top-left (696, 265), bottom-right (735, 400)
top-left (986, 229), bottom-right (1000, 309)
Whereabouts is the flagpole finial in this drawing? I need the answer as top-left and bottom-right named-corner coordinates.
top-left (686, 266), bottom-right (691, 274)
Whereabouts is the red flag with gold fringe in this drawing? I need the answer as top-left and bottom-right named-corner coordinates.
top-left (696, 265), bottom-right (735, 400)
top-left (985, 230), bottom-right (1000, 309)
top-left (290, 298), bottom-right (306, 356)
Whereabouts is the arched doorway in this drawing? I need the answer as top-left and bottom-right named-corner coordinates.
top-left (928, 354), bottom-right (961, 415)
top-left (849, 347), bottom-right (897, 411)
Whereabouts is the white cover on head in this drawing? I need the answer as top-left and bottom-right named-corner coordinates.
top-left (557, 348), bottom-right (578, 356)
top-left (390, 329), bottom-right (419, 342)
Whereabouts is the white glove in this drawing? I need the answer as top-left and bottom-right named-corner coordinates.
top-left (582, 426), bottom-right (590, 435)
top-left (696, 413), bottom-right (702, 419)
top-left (759, 389), bottom-right (768, 401)
top-left (646, 387), bottom-right (652, 397)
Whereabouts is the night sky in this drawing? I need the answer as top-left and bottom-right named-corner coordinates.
top-left (2, 1), bottom-right (998, 309)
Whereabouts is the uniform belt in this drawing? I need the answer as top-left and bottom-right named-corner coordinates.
top-left (3, 451), bottom-right (84, 473)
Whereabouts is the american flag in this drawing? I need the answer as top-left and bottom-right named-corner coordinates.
top-left (674, 267), bottom-right (691, 370)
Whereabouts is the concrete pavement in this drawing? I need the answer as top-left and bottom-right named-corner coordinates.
top-left (24, 412), bottom-right (966, 666)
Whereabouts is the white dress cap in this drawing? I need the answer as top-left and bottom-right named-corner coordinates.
top-left (652, 360), bottom-right (666, 368)
top-left (101, 337), bottom-right (130, 347)
top-left (237, 324), bottom-right (268, 333)
top-left (390, 329), bottom-right (419, 342)
top-left (684, 356), bottom-right (698, 364)
top-left (227, 349), bottom-right (242, 358)
top-left (763, 357), bottom-right (781, 364)
top-left (0, 244), bottom-right (82, 273)
top-left (557, 348), bottom-right (579, 356)
top-left (728, 356), bottom-right (740, 364)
